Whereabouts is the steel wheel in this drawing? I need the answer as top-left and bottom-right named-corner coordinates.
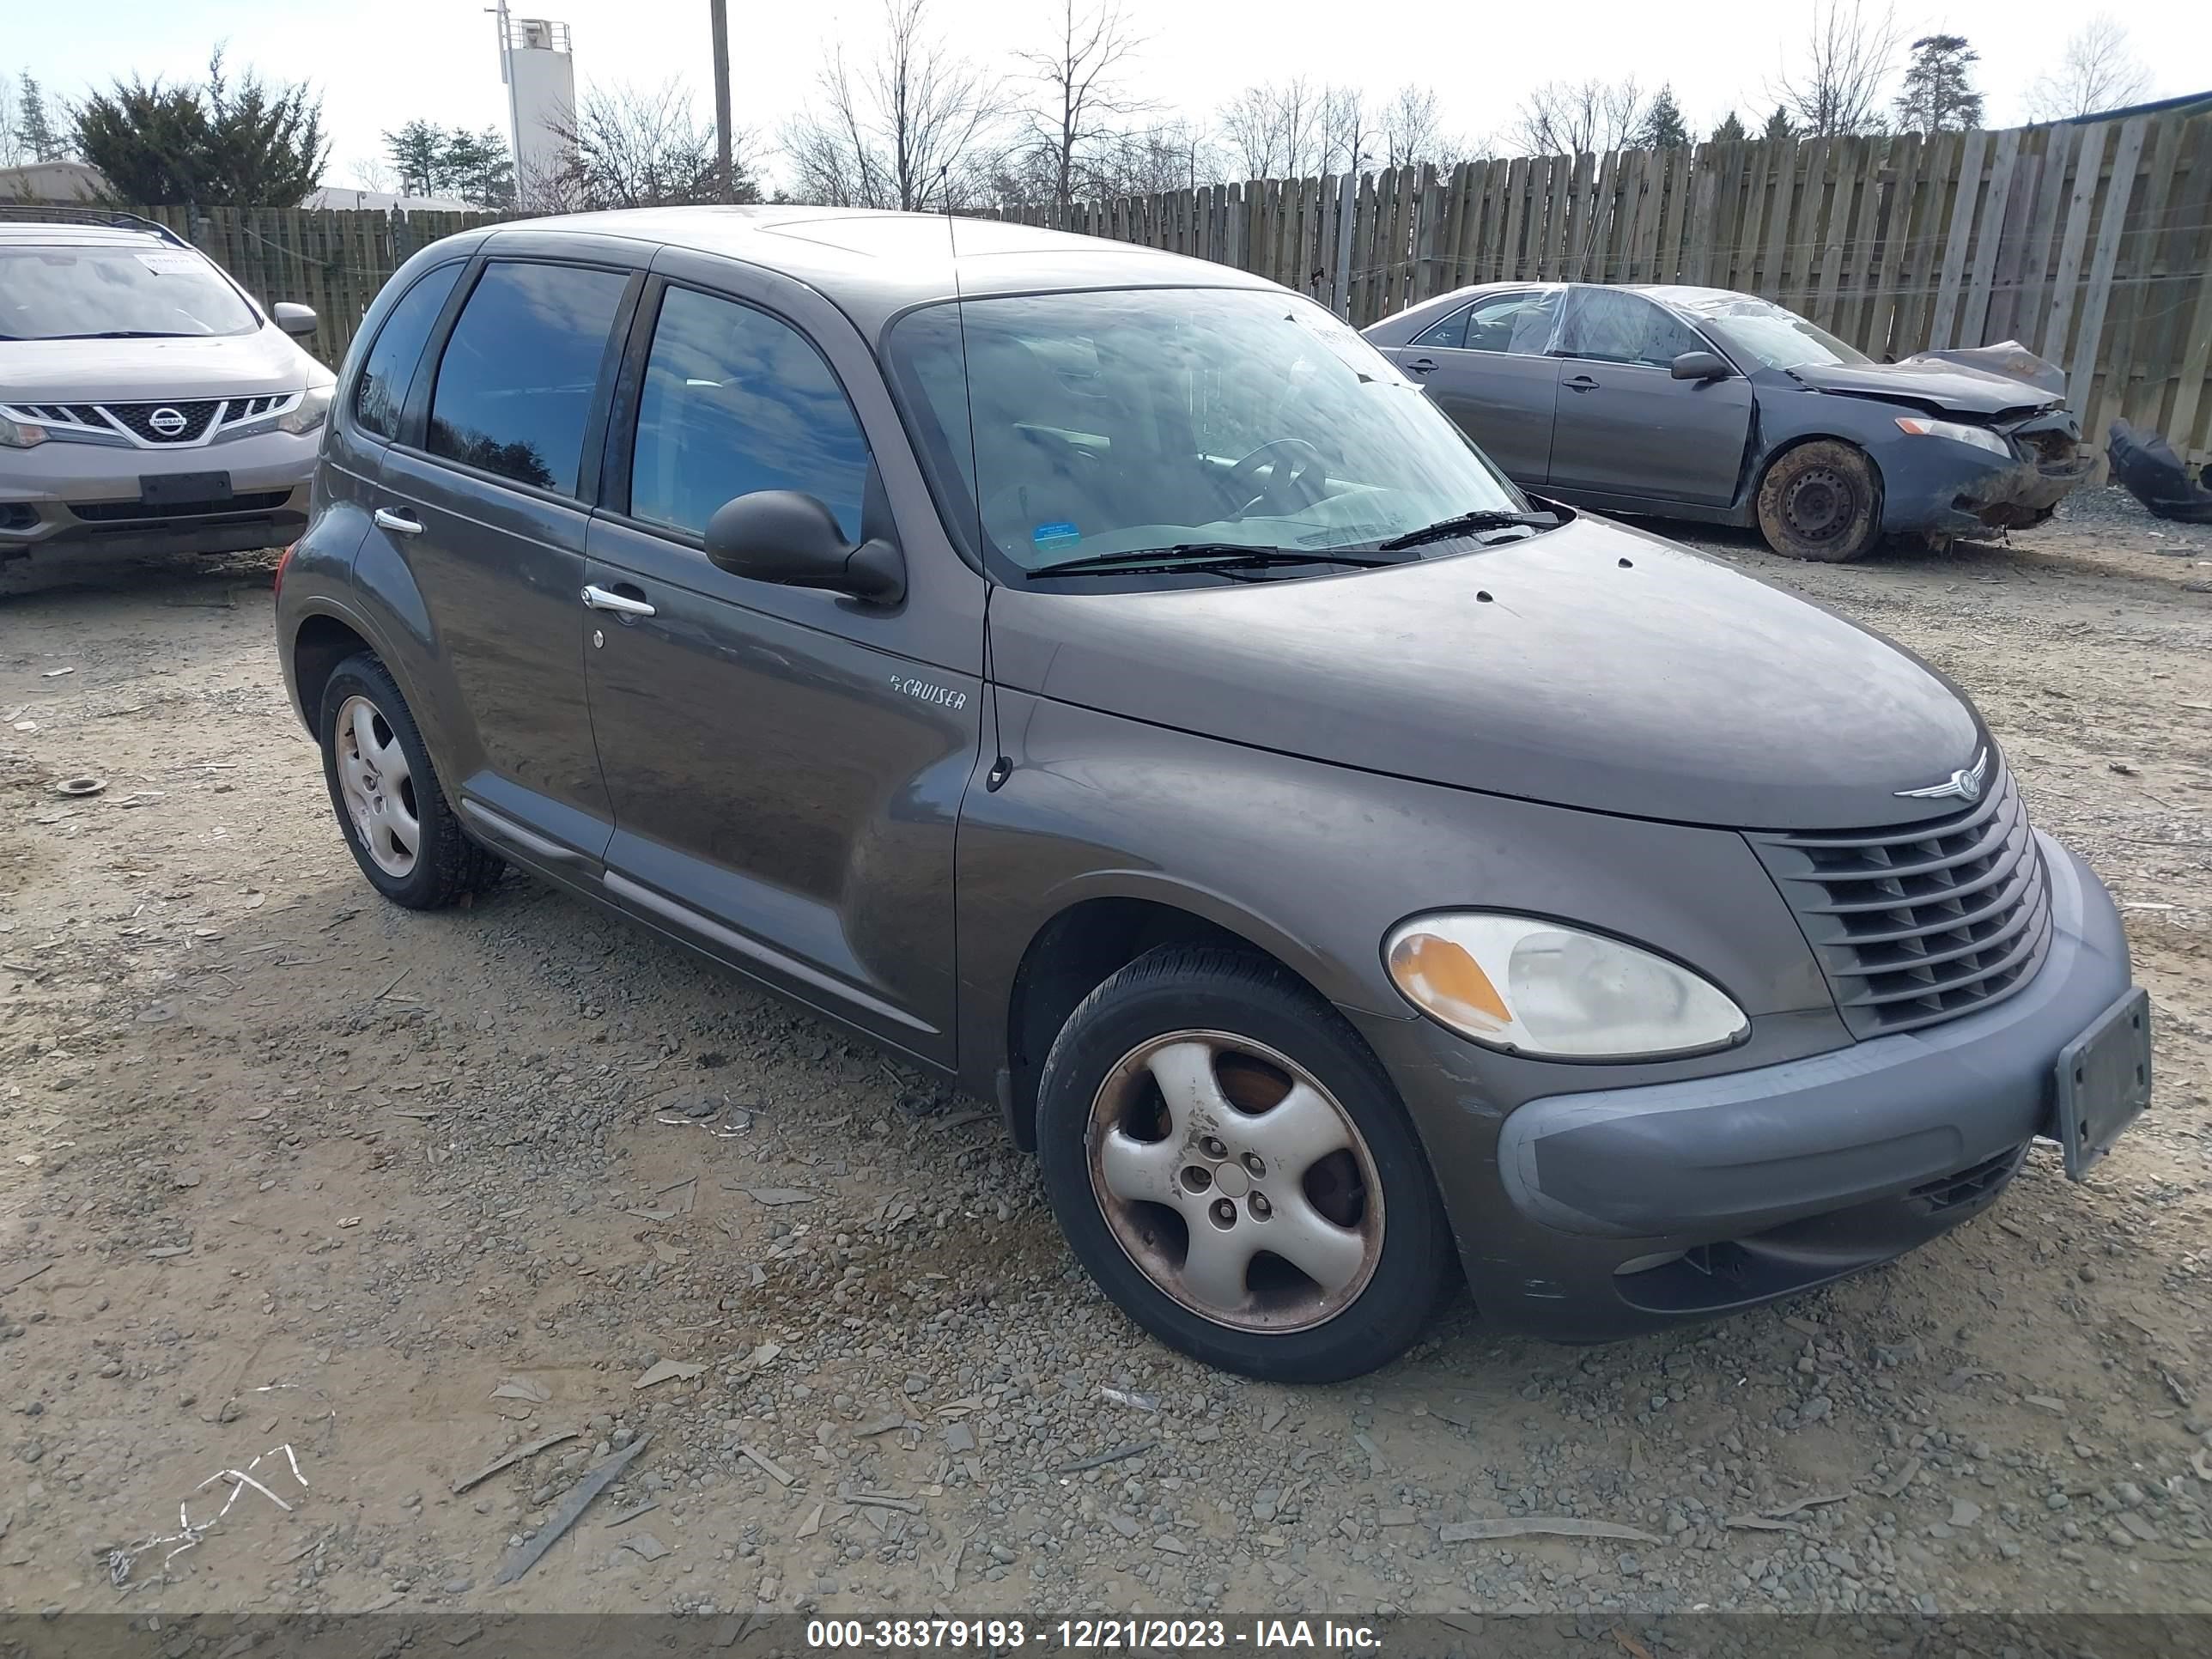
top-left (332, 694), bottom-right (420, 878)
top-left (1780, 466), bottom-right (1854, 548)
top-left (1085, 1029), bottom-right (1384, 1333)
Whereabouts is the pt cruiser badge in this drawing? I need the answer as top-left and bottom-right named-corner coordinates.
top-left (1897, 748), bottom-right (1990, 803)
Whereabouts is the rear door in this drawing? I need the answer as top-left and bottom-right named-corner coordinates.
top-left (1546, 288), bottom-right (1752, 506)
top-left (368, 247), bottom-right (641, 862)
top-left (1389, 289), bottom-right (1562, 483)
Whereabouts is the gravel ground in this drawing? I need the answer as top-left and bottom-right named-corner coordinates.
top-left (1, 491), bottom-right (2208, 1620)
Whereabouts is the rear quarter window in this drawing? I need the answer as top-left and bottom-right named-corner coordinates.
top-left (352, 263), bottom-right (464, 441)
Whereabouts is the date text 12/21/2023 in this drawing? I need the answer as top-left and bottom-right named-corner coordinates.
top-left (803, 1620), bottom-right (1383, 1650)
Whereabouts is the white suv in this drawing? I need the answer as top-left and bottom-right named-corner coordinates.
top-left (0, 209), bottom-right (334, 571)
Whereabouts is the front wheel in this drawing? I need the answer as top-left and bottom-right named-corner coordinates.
top-left (1034, 946), bottom-right (1455, 1382)
top-left (1756, 440), bottom-right (1883, 562)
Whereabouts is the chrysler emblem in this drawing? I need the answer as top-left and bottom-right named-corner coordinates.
top-left (148, 406), bottom-right (188, 436)
top-left (1897, 747), bottom-right (1989, 803)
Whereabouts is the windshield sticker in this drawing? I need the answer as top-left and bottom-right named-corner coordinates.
top-left (1031, 521), bottom-right (1081, 551)
top-left (136, 252), bottom-right (208, 276)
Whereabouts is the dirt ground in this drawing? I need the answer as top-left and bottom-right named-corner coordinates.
top-left (2, 493), bottom-right (2209, 1622)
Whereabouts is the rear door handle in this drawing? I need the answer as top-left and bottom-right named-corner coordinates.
top-left (581, 583), bottom-right (655, 618)
top-left (373, 507), bottom-right (422, 535)
top-left (1564, 374), bottom-right (1601, 392)
top-left (1405, 357), bottom-right (1440, 375)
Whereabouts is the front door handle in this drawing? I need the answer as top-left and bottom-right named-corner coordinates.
top-left (1405, 357), bottom-right (1440, 376)
top-left (1564, 374), bottom-right (1601, 392)
top-left (581, 583), bottom-right (655, 618)
top-left (373, 507), bottom-right (423, 535)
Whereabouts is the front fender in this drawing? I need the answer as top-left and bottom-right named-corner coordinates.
top-left (954, 690), bottom-right (1843, 1111)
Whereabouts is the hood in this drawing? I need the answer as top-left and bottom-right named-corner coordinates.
top-left (0, 326), bottom-right (326, 402)
top-left (988, 515), bottom-right (1986, 831)
top-left (1789, 357), bottom-right (2059, 419)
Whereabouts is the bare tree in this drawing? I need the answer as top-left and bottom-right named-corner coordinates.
top-left (1772, 0), bottom-right (1901, 137)
top-left (1513, 77), bottom-right (1646, 157)
top-left (0, 75), bottom-right (22, 169)
top-left (1381, 83), bottom-right (1457, 167)
top-left (527, 81), bottom-right (758, 211)
top-left (2024, 15), bottom-right (2152, 121)
top-left (1318, 86), bottom-right (1376, 174)
top-left (780, 0), bottom-right (1006, 212)
top-left (1012, 0), bottom-right (1150, 218)
top-left (1219, 77), bottom-right (1328, 179)
top-left (343, 155), bottom-right (399, 195)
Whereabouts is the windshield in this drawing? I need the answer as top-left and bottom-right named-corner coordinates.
top-left (0, 244), bottom-right (260, 341)
top-left (1671, 293), bottom-right (1869, 373)
top-left (884, 287), bottom-right (1530, 575)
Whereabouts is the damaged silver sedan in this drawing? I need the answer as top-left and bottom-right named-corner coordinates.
top-left (1364, 283), bottom-right (2094, 562)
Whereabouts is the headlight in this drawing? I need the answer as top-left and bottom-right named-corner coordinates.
top-left (0, 414), bottom-right (48, 449)
top-left (276, 385), bottom-right (334, 435)
top-left (1384, 913), bottom-right (1748, 1059)
top-left (1895, 416), bottom-right (2012, 459)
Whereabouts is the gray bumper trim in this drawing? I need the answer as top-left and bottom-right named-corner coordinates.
top-left (1498, 833), bottom-right (2134, 1239)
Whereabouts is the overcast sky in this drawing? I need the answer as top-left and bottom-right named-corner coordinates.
top-left (9, 0), bottom-right (2207, 194)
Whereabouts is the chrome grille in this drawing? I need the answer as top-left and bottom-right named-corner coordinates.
top-left (1748, 760), bottom-right (2052, 1036)
top-left (102, 400), bottom-right (222, 443)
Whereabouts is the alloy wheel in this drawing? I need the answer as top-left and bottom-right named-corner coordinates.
top-left (1085, 1030), bottom-right (1384, 1333)
top-left (333, 694), bottom-right (421, 878)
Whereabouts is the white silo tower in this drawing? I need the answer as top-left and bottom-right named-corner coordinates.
top-left (493, 0), bottom-right (577, 203)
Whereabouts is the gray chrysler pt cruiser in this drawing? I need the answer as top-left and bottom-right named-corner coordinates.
top-left (274, 208), bottom-right (2151, 1382)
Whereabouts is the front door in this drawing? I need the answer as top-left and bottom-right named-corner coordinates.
top-left (371, 255), bottom-right (638, 859)
top-left (1389, 289), bottom-right (1563, 483)
top-left (1545, 287), bottom-right (1753, 507)
top-left (582, 276), bottom-right (982, 1064)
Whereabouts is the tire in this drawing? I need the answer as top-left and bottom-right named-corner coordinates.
top-left (1755, 440), bottom-right (1883, 562)
top-left (1034, 945), bottom-right (1455, 1382)
top-left (317, 653), bottom-right (503, 909)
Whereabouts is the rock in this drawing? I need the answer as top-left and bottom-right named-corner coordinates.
top-left (944, 1424), bottom-right (975, 1455)
top-left (1154, 1535), bottom-right (1188, 1555)
top-left (2024, 1395), bottom-right (2067, 1416)
top-left (1949, 1499), bottom-right (1982, 1528)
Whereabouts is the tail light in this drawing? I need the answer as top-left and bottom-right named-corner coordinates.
top-left (274, 542), bottom-right (295, 599)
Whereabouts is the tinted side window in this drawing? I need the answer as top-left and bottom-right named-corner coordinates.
top-left (629, 286), bottom-right (872, 542)
top-left (1411, 305), bottom-right (1470, 350)
top-left (353, 263), bottom-right (462, 440)
top-left (427, 262), bottom-right (629, 496)
top-left (1555, 289), bottom-right (1703, 368)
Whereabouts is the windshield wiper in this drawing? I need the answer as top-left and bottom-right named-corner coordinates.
top-left (1376, 509), bottom-right (1559, 551)
top-left (1027, 542), bottom-right (1401, 579)
top-left (41, 330), bottom-right (200, 341)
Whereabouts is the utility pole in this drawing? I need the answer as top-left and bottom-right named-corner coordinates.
top-left (710, 0), bottom-right (734, 204)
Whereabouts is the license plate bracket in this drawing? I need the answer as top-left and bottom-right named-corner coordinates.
top-left (138, 471), bottom-right (233, 507)
top-left (2054, 987), bottom-right (2152, 1181)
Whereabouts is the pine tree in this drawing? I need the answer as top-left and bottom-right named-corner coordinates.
top-left (17, 73), bottom-right (65, 163)
top-left (1762, 105), bottom-right (1799, 143)
top-left (1894, 34), bottom-right (1984, 133)
top-left (1711, 112), bottom-right (1749, 144)
top-left (1637, 84), bottom-right (1690, 150)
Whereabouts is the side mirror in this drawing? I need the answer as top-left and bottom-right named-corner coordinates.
top-left (273, 302), bottom-right (319, 337)
top-left (703, 489), bottom-right (905, 605)
top-left (1671, 350), bottom-right (1732, 382)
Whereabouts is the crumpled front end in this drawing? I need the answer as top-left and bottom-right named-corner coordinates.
top-left (1881, 404), bottom-right (2096, 538)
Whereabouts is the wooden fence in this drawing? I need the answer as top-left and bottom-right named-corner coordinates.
top-left (123, 106), bottom-right (2212, 463)
top-left (125, 204), bottom-right (511, 369)
top-left (1009, 110), bottom-right (2212, 465)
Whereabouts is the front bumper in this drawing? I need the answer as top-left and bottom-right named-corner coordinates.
top-left (1879, 414), bottom-right (2096, 537)
top-left (1354, 833), bottom-right (2136, 1340)
top-left (0, 428), bottom-right (316, 559)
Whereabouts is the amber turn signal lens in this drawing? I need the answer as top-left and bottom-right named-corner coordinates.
top-left (1387, 930), bottom-right (1511, 1033)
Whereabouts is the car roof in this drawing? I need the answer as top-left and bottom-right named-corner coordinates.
top-left (466, 205), bottom-right (1280, 331)
top-left (0, 223), bottom-right (183, 248)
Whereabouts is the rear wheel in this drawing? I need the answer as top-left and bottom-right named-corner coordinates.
top-left (318, 653), bottom-right (502, 909)
top-left (1756, 441), bottom-right (1883, 562)
top-left (1035, 946), bottom-right (1454, 1382)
